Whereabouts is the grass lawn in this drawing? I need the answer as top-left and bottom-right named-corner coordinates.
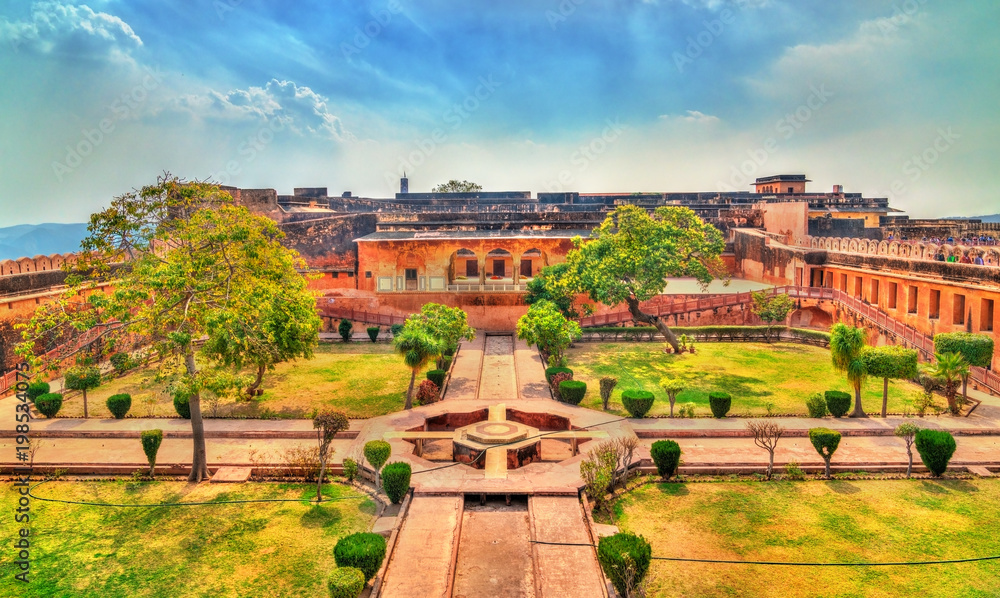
top-left (613, 479), bottom-right (1000, 598)
top-left (567, 342), bottom-right (928, 416)
top-left (48, 341), bottom-right (429, 419)
top-left (0, 481), bottom-right (376, 598)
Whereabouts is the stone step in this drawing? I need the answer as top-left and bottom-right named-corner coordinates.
top-left (967, 465), bottom-right (995, 477)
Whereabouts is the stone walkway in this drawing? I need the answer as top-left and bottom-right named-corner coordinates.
top-left (477, 334), bottom-right (517, 401)
top-left (444, 335), bottom-right (484, 400)
top-left (381, 495), bottom-right (463, 598)
top-left (530, 496), bottom-right (606, 597)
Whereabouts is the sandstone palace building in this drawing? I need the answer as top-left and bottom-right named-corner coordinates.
top-left (2, 174), bottom-right (1000, 382)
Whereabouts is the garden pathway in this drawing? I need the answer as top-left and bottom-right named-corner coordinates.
top-left (442, 335), bottom-right (484, 400)
top-left (380, 495), bottom-right (463, 598)
top-left (477, 334), bottom-right (518, 402)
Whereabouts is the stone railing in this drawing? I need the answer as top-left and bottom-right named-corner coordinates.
top-left (805, 236), bottom-right (1000, 266)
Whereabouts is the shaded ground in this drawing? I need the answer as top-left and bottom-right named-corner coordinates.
top-left (613, 479), bottom-right (1000, 598)
top-left (568, 342), bottom-right (927, 416)
top-left (43, 341), bottom-right (428, 419)
top-left (0, 481), bottom-right (376, 598)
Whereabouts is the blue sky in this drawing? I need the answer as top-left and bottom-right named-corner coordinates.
top-left (0, 0), bottom-right (997, 224)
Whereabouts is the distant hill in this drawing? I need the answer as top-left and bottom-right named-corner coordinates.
top-left (948, 214), bottom-right (1000, 223)
top-left (0, 223), bottom-right (89, 261)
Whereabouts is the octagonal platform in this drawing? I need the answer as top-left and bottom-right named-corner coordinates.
top-left (453, 417), bottom-right (541, 470)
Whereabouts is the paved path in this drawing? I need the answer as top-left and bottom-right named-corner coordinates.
top-left (514, 337), bottom-right (551, 401)
top-left (381, 495), bottom-right (463, 598)
top-left (444, 335), bottom-right (484, 400)
top-left (453, 497), bottom-right (536, 598)
top-left (478, 334), bottom-right (518, 401)
top-left (530, 496), bottom-right (606, 598)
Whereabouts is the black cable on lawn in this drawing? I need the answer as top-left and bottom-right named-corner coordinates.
top-left (411, 415), bottom-right (630, 475)
top-left (529, 540), bottom-right (1000, 566)
top-left (27, 480), bottom-right (366, 508)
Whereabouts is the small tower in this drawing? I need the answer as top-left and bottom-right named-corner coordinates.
top-left (400, 173), bottom-right (409, 194)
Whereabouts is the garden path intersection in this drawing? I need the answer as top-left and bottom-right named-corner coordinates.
top-left (4, 333), bottom-right (1000, 596)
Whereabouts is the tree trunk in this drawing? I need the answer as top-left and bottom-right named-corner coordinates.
top-left (245, 364), bottom-right (265, 398)
top-left (961, 374), bottom-right (968, 403)
top-left (824, 456), bottom-right (831, 479)
top-left (767, 450), bottom-right (774, 481)
top-left (881, 377), bottom-right (889, 418)
top-left (184, 350), bottom-right (211, 482)
top-left (850, 382), bottom-right (867, 418)
top-left (625, 295), bottom-right (680, 353)
top-left (669, 397), bottom-right (675, 418)
top-left (82, 388), bottom-right (88, 419)
top-left (404, 369), bottom-right (416, 410)
top-left (945, 383), bottom-right (959, 414)
top-left (905, 443), bottom-right (913, 478)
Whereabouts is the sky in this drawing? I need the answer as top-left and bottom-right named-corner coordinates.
top-left (0, 0), bottom-right (997, 225)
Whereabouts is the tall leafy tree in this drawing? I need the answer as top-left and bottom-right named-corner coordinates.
top-left (17, 175), bottom-right (319, 482)
top-left (516, 300), bottom-right (582, 367)
top-left (406, 303), bottom-right (475, 358)
top-left (563, 205), bottom-right (725, 352)
top-left (829, 323), bottom-right (868, 418)
top-left (393, 326), bottom-right (441, 410)
top-left (933, 332), bottom-right (994, 403)
top-left (431, 180), bottom-right (482, 193)
top-left (750, 291), bottom-right (795, 342)
top-left (524, 263), bottom-right (582, 318)
top-left (861, 345), bottom-right (919, 418)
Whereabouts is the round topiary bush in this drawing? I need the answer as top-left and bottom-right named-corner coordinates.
top-left (338, 319), bottom-right (353, 342)
top-left (364, 440), bottom-right (391, 472)
top-left (805, 393), bottom-right (828, 418)
top-left (558, 380), bottom-right (587, 405)
top-left (381, 461), bottom-right (412, 504)
top-left (328, 566), bottom-right (365, 598)
top-left (106, 393), bottom-right (132, 419)
top-left (35, 393), bottom-right (63, 418)
top-left (26, 381), bottom-right (50, 402)
top-left (334, 532), bottom-right (387, 581)
top-left (544, 366), bottom-right (573, 383)
top-left (824, 391), bottom-right (852, 418)
top-left (915, 429), bottom-right (957, 477)
top-left (549, 372), bottom-right (573, 401)
top-left (621, 389), bottom-right (655, 418)
top-left (597, 532), bottom-right (652, 597)
top-left (650, 439), bottom-right (681, 479)
top-left (708, 392), bottom-right (732, 418)
top-left (426, 369), bottom-right (447, 388)
top-left (173, 394), bottom-right (191, 419)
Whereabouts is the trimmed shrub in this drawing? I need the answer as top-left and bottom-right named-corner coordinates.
top-left (824, 391), bottom-right (852, 418)
top-left (650, 440), bottom-right (681, 479)
top-left (338, 319), bottom-right (353, 342)
top-left (599, 376), bottom-right (618, 410)
top-left (328, 566), bottom-right (365, 598)
top-left (708, 392), bottom-right (732, 418)
top-left (381, 461), bottom-right (412, 504)
top-left (35, 393), bottom-right (63, 418)
top-left (809, 427), bottom-right (841, 478)
top-left (805, 393), bottom-right (828, 418)
top-left (334, 533), bottom-right (387, 582)
top-left (621, 389), bottom-right (655, 418)
top-left (140, 429), bottom-right (163, 476)
top-left (415, 380), bottom-right (440, 405)
top-left (597, 532), bottom-right (653, 598)
top-left (26, 381), bottom-right (50, 402)
top-left (173, 394), bottom-right (191, 419)
top-left (364, 440), bottom-right (391, 487)
top-left (106, 393), bottom-right (132, 419)
top-left (390, 323), bottom-right (404, 337)
top-left (426, 369), bottom-right (447, 388)
top-left (342, 458), bottom-right (359, 482)
top-left (558, 380), bottom-right (587, 405)
top-left (915, 429), bottom-right (957, 476)
top-left (545, 366), bottom-right (573, 383)
top-left (366, 326), bottom-right (380, 343)
top-left (549, 372), bottom-right (573, 401)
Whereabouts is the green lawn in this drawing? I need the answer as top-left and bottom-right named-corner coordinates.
top-left (613, 479), bottom-right (1000, 598)
top-left (567, 342), bottom-right (927, 416)
top-left (0, 481), bottom-right (376, 598)
top-left (50, 341), bottom-right (428, 419)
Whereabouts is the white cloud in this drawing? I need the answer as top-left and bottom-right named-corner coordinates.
top-left (659, 110), bottom-right (720, 124)
top-left (172, 79), bottom-right (352, 142)
top-left (0, 1), bottom-right (141, 61)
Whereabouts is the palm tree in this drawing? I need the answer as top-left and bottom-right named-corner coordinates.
top-left (829, 323), bottom-right (868, 418)
top-left (924, 352), bottom-right (969, 415)
top-left (393, 328), bottom-right (441, 409)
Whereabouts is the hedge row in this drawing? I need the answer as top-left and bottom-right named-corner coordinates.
top-left (578, 325), bottom-right (830, 345)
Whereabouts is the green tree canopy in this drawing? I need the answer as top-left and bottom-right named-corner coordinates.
top-left (405, 303), bottom-right (475, 354)
top-left (18, 175), bottom-right (320, 482)
top-left (431, 180), bottom-right (482, 193)
top-left (393, 325), bottom-right (441, 410)
top-left (934, 332), bottom-right (994, 401)
top-left (524, 263), bottom-right (583, 318)
top-left (750, 290), bottom-right (795, 341)
top-left (923, 351), bottom-right (969, 415)
top-left (861, 345), bottom-right (918, 418)
top-left (516, 299), bottom-right (581, 367)
top-left (64, 364), bottom-right (101, 418)
top-left (829, 323), bottom-right (868, 418)
top-left (563, 205), bottom-right (725, 351)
